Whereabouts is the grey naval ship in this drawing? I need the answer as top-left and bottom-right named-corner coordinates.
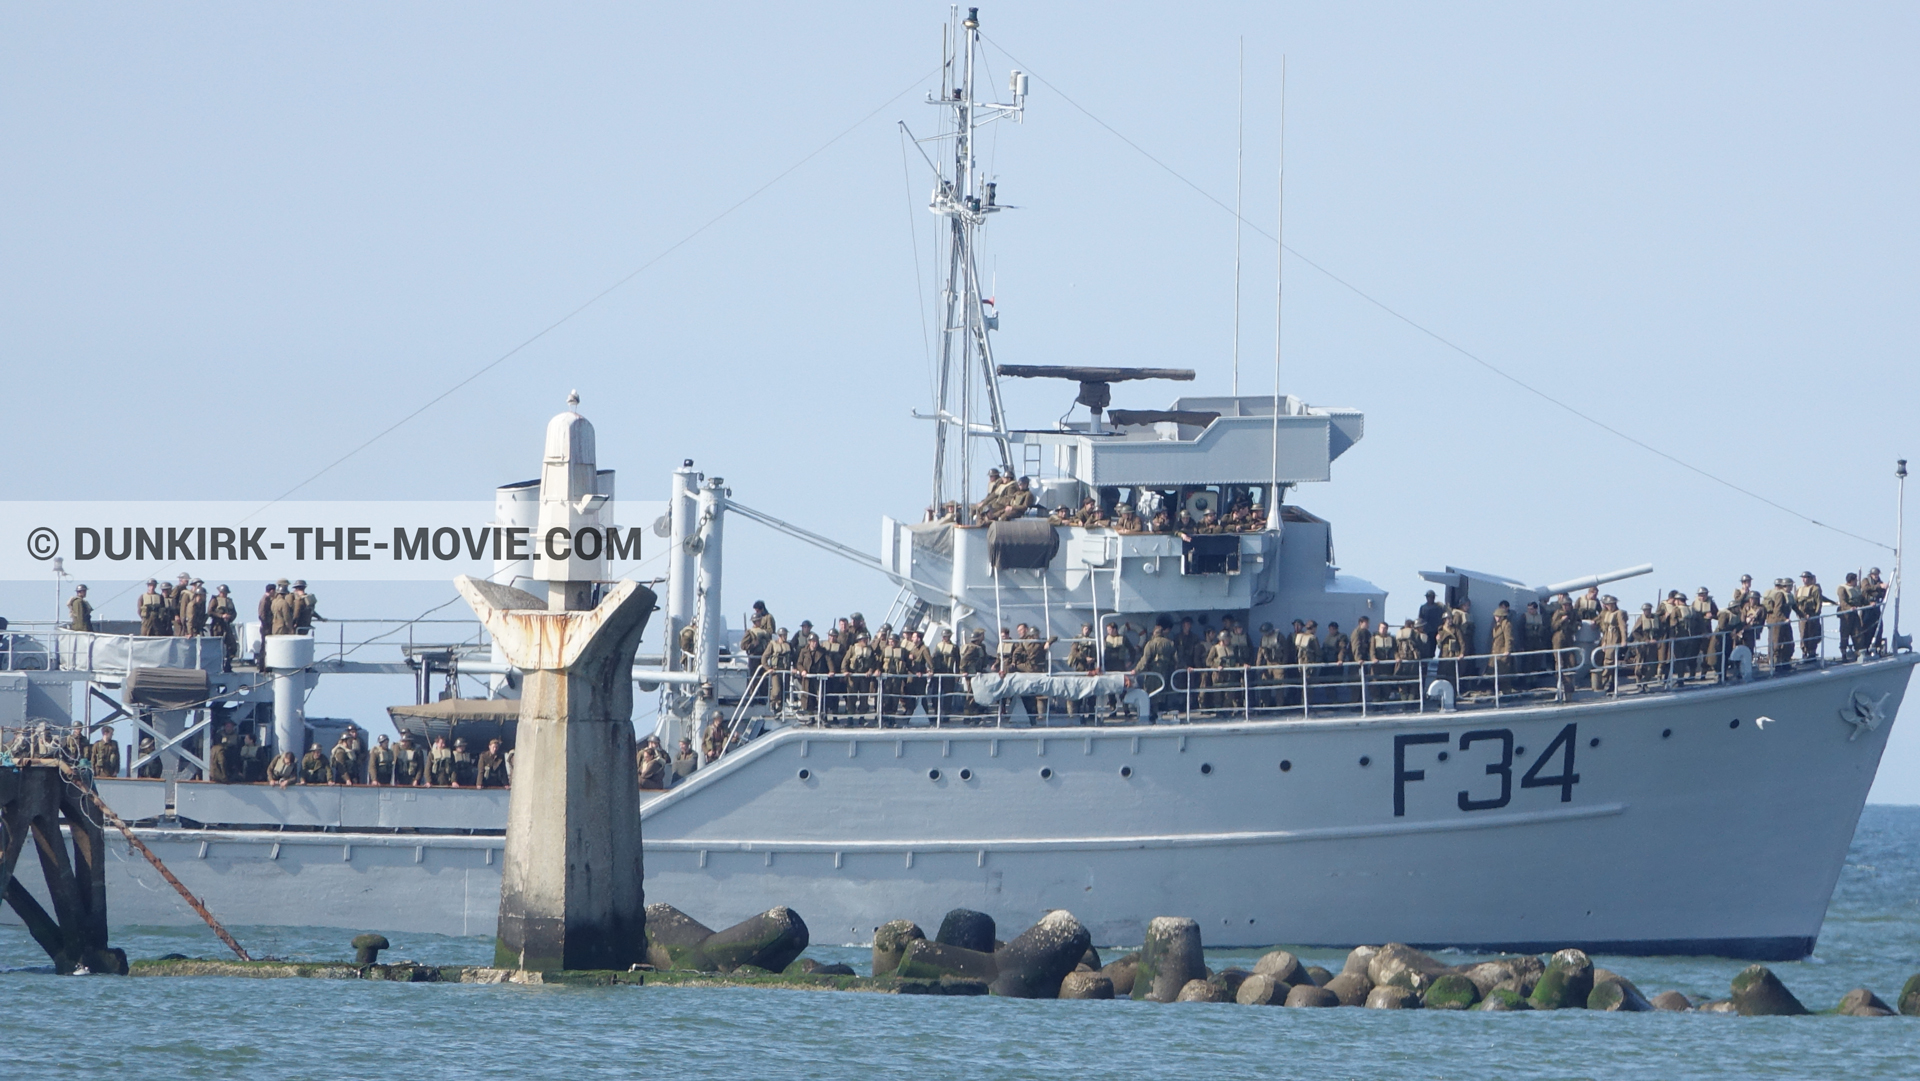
top-left (4, 9), bottom-right (1913, 960)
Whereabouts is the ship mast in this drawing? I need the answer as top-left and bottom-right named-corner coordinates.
top-left (926, 6), bottom-right (1025, 523)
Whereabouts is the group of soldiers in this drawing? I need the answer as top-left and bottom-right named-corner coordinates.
top-left (927, 473), bottom-right (1271, 535)
top-left (703, 565), bottom-right (1890, 725)
top-left (4, 718), bottom-right (510, 789)
top-left (64, 574), bottom-right (322, 671)
top-left (637, 734), bottom-right (701, 790)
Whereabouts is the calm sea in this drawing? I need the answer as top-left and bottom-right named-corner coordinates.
top-left (5, 804), bottom-right (1917, 1080)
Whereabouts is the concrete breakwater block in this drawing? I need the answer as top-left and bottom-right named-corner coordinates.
top-left (1421, 974), bottom-right (1479, 1010)
top-left (1898, 974), bottom-right (1920, 1017)
top-left (1365, 985), bottom-right (1421, 1009)
top-left (1099, 952), bottom-right (1141, 997)
top-left (1729, 965), bottom-right (1808, 1016)
top-left (642, 904), bottom-right (809, 974)
top-left (1059, 972), bottom-right (1114, 1000)
top-left (990, 910), bottom-right (1092, 999)
top-left (1837, 988), bottom-right (1894, 1017)
top-left (1234, 973), bottom-right (1289, 1006)
top-left (936, 909), bottom-right (997, 954)
top-left (1322, 971), bottom-right (1372, 1007)
top-left (1284, 984), bottom-right (1341, 1008)
top-left (1649, 990), bottom-right (1693, 1011)
top-left (1588, 969), bottom-right (1652, 1012)
top-left (1369, 943), bottom-right (1453, 993)
top-left (1176, 978), bottom-right (1230, 1003)
top-left (871, 920), bottom-right (925, 978)
top-left (1252, 950), bottom-right (1307, 987)
top-left (1132, 917), bottom-right (1207, 1003)
top-left (1529, 949), bottom-right (1595, 1010)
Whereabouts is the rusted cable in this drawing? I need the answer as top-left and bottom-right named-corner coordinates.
top-left (50, 761), bottom-right (252, 962)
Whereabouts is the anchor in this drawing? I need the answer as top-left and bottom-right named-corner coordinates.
top-left (1838, 689), bottom-right (1892, 741)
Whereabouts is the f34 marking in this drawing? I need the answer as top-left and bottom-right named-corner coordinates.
top-left (1394, 724), bottom-right (1580, 817)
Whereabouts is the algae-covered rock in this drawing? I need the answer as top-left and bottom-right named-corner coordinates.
top-left (1368, 943), bottom-right (1454, 992)
top-left (1422, 973), bottom-right (1480, 1010)
top-left (1284, 983), bottom-right (1340, 1007)
top-left (1101, 952), bottom-right (1141, 997)
top-left (1528, 949), bottom-right (1594, 1010)
top-left (1176, 978), bottom-right (1230, 1002)
top-left (1462, 961), bottom-right (1513, 997)
top-left (1899, 974), bottom-right (1920, 1017)
top-left (1252, 950), bottom-right (1307, 986)
top-left (990, 910), bottom-right (1092, 999)
top-left (1212, 968), bottom-right (1251, 1000)
top-left (1234, 973), bottom-right (1290, 1006)
top-left (1304, 965), bottom-right (1334, 987)
top-left (1588, 970), bottom-right (1652, 1012)
top-left (871, 920), bottom-right (925, 977)
top-left (1323, 971), bottom-right (1373, 1007)
top-left (1650, 990), bottom-right (1692, 1012)
top-left (701, 907), bottom-right (810, 974)
top-left (1475, 988), bottom-right (1533, 1011)
top-left (1729, 965), bottom-right (1808, 1017)
top-left (351, 934), bottom-right (390, 966)
top-left (1366, 985), bottom-right (1421, 1009)
top-left (644, 904), bottom-right (717, 971)
top-left (1837, 988), bottom-right (1894, 1017)
top-left (895, 939), bottom-right (997, 982)
top-left (1132, 916), bottom-right (1207, 1002)
top-left (936, 908), bottom-right (997, 954)
top-left (1060, 971), bottom-right (1114, 999)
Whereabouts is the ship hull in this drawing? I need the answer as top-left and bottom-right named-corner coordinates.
top-left (18, 655), bottom-right (1912, 958)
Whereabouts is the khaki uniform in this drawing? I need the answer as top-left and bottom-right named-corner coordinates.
top-left (68, 596), bottom-right (93, 632)
top-left (89, 737), bottom-right (121, 778)
top-left (138, 590), bottom-right (168, 637)
top-left (1762, 586), bottom-right (1795, 666)
top-left (762, 637), bottom-right (795, 711)
top-left (270, 592), bottom-right (297, 636)
top-left (1134, 633), bottom-right (1180, 714)
top-left (393, 744), bottom-right (426, 786)
top-left (1593, 607), bottom-right (1629, 691)
top-left (478, 750), bottom-right (509, 787)
top-left (300, 750), bottom-right (329, 785)
top-left (427, 746), bottom-right (455, 786)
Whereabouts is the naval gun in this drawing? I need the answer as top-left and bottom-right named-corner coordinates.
top-left (996, 364), bottom-right (1195, 434)
top-left (1418, 562), bottom-right (1654, 656)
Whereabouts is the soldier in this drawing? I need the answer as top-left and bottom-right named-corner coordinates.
top-left (328, 733), bottom-right (357, 785)
top-left (392, 733), bottom-right (426, 787)
top-left (1065, 623), bottom-right (1097, 719)
top-left (136, 734), bottom-right (161, 778)
top-left (60, 722), bottom-right (90, 763)
top-left (702, 711), bottom-right (728, 761)
top-left (254, 583), bottom-right (276, 667)
top-left (638, 741), bottom-right (668, 790)
top-left (208, 585), bottom-right (238, 670)
top-left (1133, 624), bottom-right (1179, 719)
top-left (1417, 591), bottom-right (1447, 644)
top-left (176, 582), bottom-right (204, 640)
top-left (1324, 621), bottom-right (1353, 695)
top-left (843, 632), bottom-right (878, 719)
top-left (1631, 603), bottom-right (1661, 683)
top-left (1835, 573), bottom-right (1866, 661)
top-left (452, 738), bottom-right (477, 787)
top-left (89, 726), bottom-right (122, 777)
top-left (1550, 593), bottom-right (1581, 696)
top-left (794, 631), bottom-right (827, 716)
top-left (209, 721), bottom-right (243, 783)
top-left (879, 631), bottom-right (914, 720)
top-left (959, 629), bottom-right (991, 717)
top-left (1730, 574), bottom-right (1756, 611)
top-left (299, 743), bottom-right (329, 785)
top-left (138, 579), bottom-right (167, 636)
top-left (190, 580), bottom-right (210, 636)
top-left (370, 734), bottom-right (395, 785)
top-left (971, 467), bottom-right (1006, 519)
top-left (1432, 614), bottom-right (1463, 692)
top-left (269, 579), bottom-right (296, 636)
top-left (426, 735), bottom-right (456, 786)
top-left (1350, 615), bottom-right (1375, 685)
top-left (678, 621), bottom-right (697, 664)
top-left (1762, 578), bottom-right (1796, 669)
top-left (750, 600), bottom-right (776, 636)
top-left (762, 629), bottom-right (795, 713)
top-left (1573, 586), bottom-right (1603, 624)
top-left (478, 738), bottom-right (509, 787)
top-left (239, 732), bottom-right (266, 783)
top-left (1715, 601), bottom-right (1747, 680)
top-left (673, 738), bottom-right (699, 783)
top-left (1369, 619), bottom-right (1397, 698)
top-left (1590, 596), bottom-right (1629, 691)
top-left (927, 629), bottom-right (960, 720)
top-left (1794, 572), bottom-right (1834, 661)
top-left (1860, 568), bottom-right (1887, 652)
top-left (291, 581), bottom-right (320, 632)
top-left (1172, 617), bottom-right (1200, 673)
top-left (67, 585), bottom-right (93, 632)
top-left (268, 748), bottom-right (298, 787)
top-left (1489, 602), bottom-right (1517, 684)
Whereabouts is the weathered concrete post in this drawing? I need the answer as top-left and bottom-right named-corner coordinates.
top-left (456, 395), bottom-right (654, 972)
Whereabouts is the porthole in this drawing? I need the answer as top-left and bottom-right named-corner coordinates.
top-left (1118, 765), bottom-right (1132, 778)
top-left (1437, 751), bottom-right (1449, 762)
top-left (928, 769), bottom-right (941, 781)
top-left (797, 769), bottom-right (811, 780)
top-left (1358, 756), bottom-right (1371, 767)
top-left (1661, 729), bottom-right (1672, 739)
top-left (1729, 719), bottom-right (1740, 729)
top-left (1039, 767), bottom-right (1054, 780)
top-left (1279, 760), bottom-right (1292, 772)
top-left (959, 768), bottom-right (973, 781)
top-left (1589, 738), bottom-right (1600, 748)
top-left (1200, 763), bottom-right (1213, 775)
top-left (1514, 747), bottom-right (1526, 757)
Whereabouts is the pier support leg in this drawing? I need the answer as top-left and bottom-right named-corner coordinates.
top-left (0, 765), bottom-right (124, 974)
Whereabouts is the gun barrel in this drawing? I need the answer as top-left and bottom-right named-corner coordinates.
top-left (1538, 563), bottom-right (1654, 597)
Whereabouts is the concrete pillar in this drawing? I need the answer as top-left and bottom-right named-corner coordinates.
top-left (458, 575), bottom-right (655, 972)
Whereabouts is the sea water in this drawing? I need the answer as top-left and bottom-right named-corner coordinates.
top-left (4, 804), bottom-right (1917, 1080)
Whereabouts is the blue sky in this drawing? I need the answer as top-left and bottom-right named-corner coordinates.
top-left (2, 2), bottom-right (1915, 797)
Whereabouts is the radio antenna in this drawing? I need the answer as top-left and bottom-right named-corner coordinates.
top-left (1232, 37), bottom-right (1244, 396)
top-left (1266, 55), bottom-right (1286, 532)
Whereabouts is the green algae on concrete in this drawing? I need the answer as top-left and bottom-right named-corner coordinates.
top-left (126, 957), bottom-right (987, 995)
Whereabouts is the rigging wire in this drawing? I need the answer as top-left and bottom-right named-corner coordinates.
top-left (899, 126), bottom-right (937, 399)
top-left (980, 35), bottom-right (1892, 553)
top-left (237, 67), bottom-right (940, 524)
